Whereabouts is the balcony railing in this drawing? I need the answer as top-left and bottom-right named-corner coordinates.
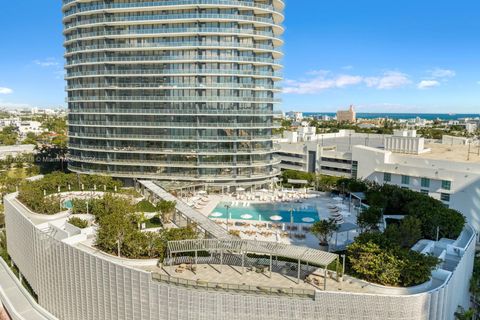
top-left (65, 68), bottom-right (282, 79)
top-left (63, 0), bottom-right (282, 19)
top-left (65, 27), bottom-right (279, 43)
top-left (68, 144), bottom-right (280, 154)
top-left (64, 13), bottom-right (277, 31)
top-left (66, 83), bottom-right (281, 92)
top-left (65, 41), bottom-right (281, 55)
top-left (66, 96), bottom-right (280, 103)
top-left (68, 155), bottom-right (280, 167)
top-left (70, 133), bottom-right (279, 142)
top-left (68, 121), bottom-right (279, 129)
top-left (68, 165), bottom-right (281, 180)
top-left (65, 55), bottom-right (281, 67)
top-left (68, 108), bottom-right (275, 115)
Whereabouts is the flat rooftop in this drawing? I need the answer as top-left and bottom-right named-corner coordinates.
top-left (415, 142), bottom-right (480, 163)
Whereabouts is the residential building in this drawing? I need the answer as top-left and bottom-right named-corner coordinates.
top-left (336, 105), bottom-right (356, 123)
top-left (277, 130), bottom-right (480, 234)
top-left (352, 141), bottom-right (480, 234)
top-left (64, 0), bottom-right (284, 187)
top-left (277, 130), bottom-right (386, 177)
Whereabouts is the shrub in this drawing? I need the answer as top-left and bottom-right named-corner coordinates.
top-left (135, 200), bottom-right (157, 212)
top-left (347, 231), bottom-right (440, 287)
top-left (71, 199), bottom-right (88, 214)
top-left (348, 241), bottom-right (403, 286)
top-left (67, 217), bottom-right (88, 229)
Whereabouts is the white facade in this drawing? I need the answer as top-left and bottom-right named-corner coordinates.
top-left (352, 145), bottom-right (480, 234)
top-left (4, 193), bottom-right (476, 320)
top-left (0, 144), bottom-right (36, 160)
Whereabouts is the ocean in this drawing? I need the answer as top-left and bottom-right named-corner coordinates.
top-left (302, 112), bottom-right (480, 121)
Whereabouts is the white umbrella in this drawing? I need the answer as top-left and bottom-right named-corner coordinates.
top-left (240, 214), bottom-right (253, 219)
top-left (270, 215), bottom-right (283, 221)
top-left (210, 212), bottom-right (223, 217)
top-left (302, 217), bottom-right (315, 223)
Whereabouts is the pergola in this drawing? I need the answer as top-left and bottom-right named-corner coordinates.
top-left (349, 191), bottom-right (366, 211)
top-left (166, 239), bottom-right (339, 289)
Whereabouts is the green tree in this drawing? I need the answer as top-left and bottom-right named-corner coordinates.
top-left (348, 241), bottom-right (403, 286)
top-left (95, 212), bottom-right (135, 257)
top-left (157, 200), bottom-right (176, 223)
top-left (22, 132), bottom-right (38, 145)
top-left (454, 307), bottom-right (474, 320)
top-left (396, 249), bottom-right (439, 287)
top-left (384, 216), bottom-right (422, 248)
top-left (311, 219), bottom-right (338, 246)
top-left (144, 232), bottom-right (164, 258)
top-left (357, 206), bottom-right (383, 232)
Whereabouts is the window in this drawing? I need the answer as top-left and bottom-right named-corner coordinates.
top-left (421, 178), bottom-right (430, 188)
top-left (440, 193), bottom-right (450, 202)
top-left (351, 161), bottom-right (358, 179)
top-left (442, 180), bottom-right (451, 190)
top-left (401, 175), bottom-right (410, 185)
top-left (420, 189), bottom-right (429, 195)
top-left (383, 172), bottom-right (391, 182)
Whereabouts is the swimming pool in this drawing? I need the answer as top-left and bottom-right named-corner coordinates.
top-left (63, 200), bottom-right (73, 209)
top-left (210, 202), bottom-right (320, 224)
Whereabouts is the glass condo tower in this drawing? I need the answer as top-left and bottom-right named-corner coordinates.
top-left (63, 0), bottom-right (284, 187)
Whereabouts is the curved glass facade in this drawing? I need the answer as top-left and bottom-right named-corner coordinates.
top-left (63, 0), bottom-right (284, 185)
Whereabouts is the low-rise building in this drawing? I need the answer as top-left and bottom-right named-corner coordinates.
top-left (2, 187), bottom-right (476, 320)
top-left (276, 130), bottom-right (480, 235)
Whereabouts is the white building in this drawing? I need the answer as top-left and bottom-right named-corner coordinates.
top-left (352, 142), bottom-right (480, 235)
top-left (0, 145), bottom-right (36, 160)
top-left (277, 130), bottom-right (386, 178)
top-left (2, 189), bottom-right (475, 320)
top-left (277, 130), bottom-right (480, 235)
top-left (17, 121), bottom-right (44, 137)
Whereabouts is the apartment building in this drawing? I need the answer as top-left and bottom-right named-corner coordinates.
top-left (64, 0), bottom-right (284, 187)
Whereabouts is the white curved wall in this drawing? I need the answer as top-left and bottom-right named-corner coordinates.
top-left (4, 194), bottom-right (475, 320)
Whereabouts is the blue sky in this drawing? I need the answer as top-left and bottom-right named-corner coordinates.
top-left (0, 1), bottom-right (479, 113)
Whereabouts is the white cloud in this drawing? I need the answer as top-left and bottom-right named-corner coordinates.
top-left (306, 69), bottom-right (330, 76)
top-left (417, 80), bottom-right (440, 89)
top-left (341, 65), bottom-right (354, 70)
top-left (283, 70), bottom-right (411, 94)
top-left (283, 73), bottom-right (363, 94)
top-left (34, 58), bottom-right (60, 67)
top-left (0, 87), bottom-right (13, 95)
top-left (364, 71), bottom-right (411, 89)
top-left (429, 68), bottom-right (456, 79)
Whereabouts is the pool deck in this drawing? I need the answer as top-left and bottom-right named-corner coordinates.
top-left (185, 192), bottom-right (359, 249)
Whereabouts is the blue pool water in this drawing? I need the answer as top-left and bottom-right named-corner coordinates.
top-left (63, 200), bottom-right (73, 209)
top-left (210, 202), bottom-right (320, 224)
